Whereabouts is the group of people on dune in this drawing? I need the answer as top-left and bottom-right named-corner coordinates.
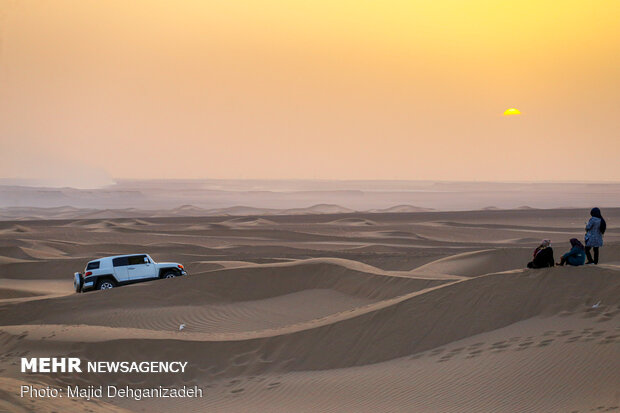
top-left (527, 208), bottom-right (607, 269)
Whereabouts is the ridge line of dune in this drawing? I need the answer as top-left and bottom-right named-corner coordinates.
top-left (194, 256), bottom-right (466, 281)
top-left (0, 279), bottom-right (465, 343)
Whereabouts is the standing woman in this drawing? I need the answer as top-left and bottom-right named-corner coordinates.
top-left (585, 207), bottom-right (606, 264)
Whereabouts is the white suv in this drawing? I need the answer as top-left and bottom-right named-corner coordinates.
top-left (73, 254), bottom-right (187, 292)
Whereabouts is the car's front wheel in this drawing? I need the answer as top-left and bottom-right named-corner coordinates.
top-left (96, 279), bottom-right (116, 290)
top-left (163, 272), bottom-right (177, 279)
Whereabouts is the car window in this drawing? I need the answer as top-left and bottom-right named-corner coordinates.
top-left (112, 256), bottom-right (129, 267)
top-left (86, 261), bottom-right (100, 270)
top-left (128, 255), bottom-right (148, 265)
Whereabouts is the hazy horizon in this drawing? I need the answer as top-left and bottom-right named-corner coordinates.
top-left (2, 180), bottom-right (620, 214)
top-left (1, 1), bottom-right (619, 187)
top-left (4, 177), bottom-right (620, 191)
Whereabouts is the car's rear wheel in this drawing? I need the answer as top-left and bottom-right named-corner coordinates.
top-left (97, 279), bottom-right (116, 290)
top-left (163, 272), bottom-right (177, 279)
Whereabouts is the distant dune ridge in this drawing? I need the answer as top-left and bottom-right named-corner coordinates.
top-left (369, 204), bottom-right (435, 213)
top-left (0, 207), bottom-right (619, 412)
top-left (3, 180), bottom-right (620, 214)
top-left (0, 203), bottom-right (416, 220)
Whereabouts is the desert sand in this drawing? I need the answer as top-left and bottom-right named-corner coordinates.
top-left (0, 207), bottom-right (619, 412)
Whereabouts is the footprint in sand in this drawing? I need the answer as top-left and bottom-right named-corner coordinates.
top-left (429, 348), bottom-right (446, 356)
top-left (437, 354), bottom-right (453, 362)
top-left (490, 341), bottom-right (511, 351)
top-left (580, 330), bottom-right (607, 342)
top-left (516, 341), bottom-right (534, 350)
top-left (537, 339), bottom-right (554, 347)
top-left (467, 349), bottom-right (483, 358)
top-left (565, 335), bottom-right (582, 343)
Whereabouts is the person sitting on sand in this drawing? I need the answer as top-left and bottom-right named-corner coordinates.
top-left (585, 207), bottom-right (606, 265)
top-left (527, 239), bottom-right (554, 268)
top-left (557, 238), bottom-right (586, 266)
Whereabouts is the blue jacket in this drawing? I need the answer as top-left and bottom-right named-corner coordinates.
top-left (585, 217), bottom-right (604, 247)
top-left (562, 246), bottom-right (586, 266)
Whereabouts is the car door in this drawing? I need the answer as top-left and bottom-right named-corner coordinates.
top-left (112, 256), bottom-right (130, 282)
top-left (127, 255), bottom-right (156, 280)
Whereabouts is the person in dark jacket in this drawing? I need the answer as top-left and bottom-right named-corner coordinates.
top-left (557, 238), bottom-right (586, 266)
top-left (527, 239), bottom-right (555, 268)
top-left (585, 207), bottom-right (606, 264)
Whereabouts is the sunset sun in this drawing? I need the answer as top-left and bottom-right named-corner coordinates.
top-left (503, 108), bottom-right (521, 116)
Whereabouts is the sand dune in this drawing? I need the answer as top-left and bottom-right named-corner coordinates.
top-left (326, 217), bottom-right (376, 226)
top-left (180, 314), bottom-right (619, 413)
top-left (0, 203), bottom-right (358, 220)
top-left (0, 246), bottom-right (37, 261)
top-left (0, 287), bottom-right (41, 299)
top-left (368, 204), bottom-right (434, 213)
top-left (222, 217), bottom-right (277, 227)
top-left (0, 208), bottom-right (619, 412)
top-left (412, 248), bottom-right (534, 277)
top-left (283, 204), bottom-right (356, 215)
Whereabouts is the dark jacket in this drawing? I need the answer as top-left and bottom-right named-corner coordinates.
top-left (528, 247), bottom-right (555, 268)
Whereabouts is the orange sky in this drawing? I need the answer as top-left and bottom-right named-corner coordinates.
top-left (1, 0), bottom-right (619, 186)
